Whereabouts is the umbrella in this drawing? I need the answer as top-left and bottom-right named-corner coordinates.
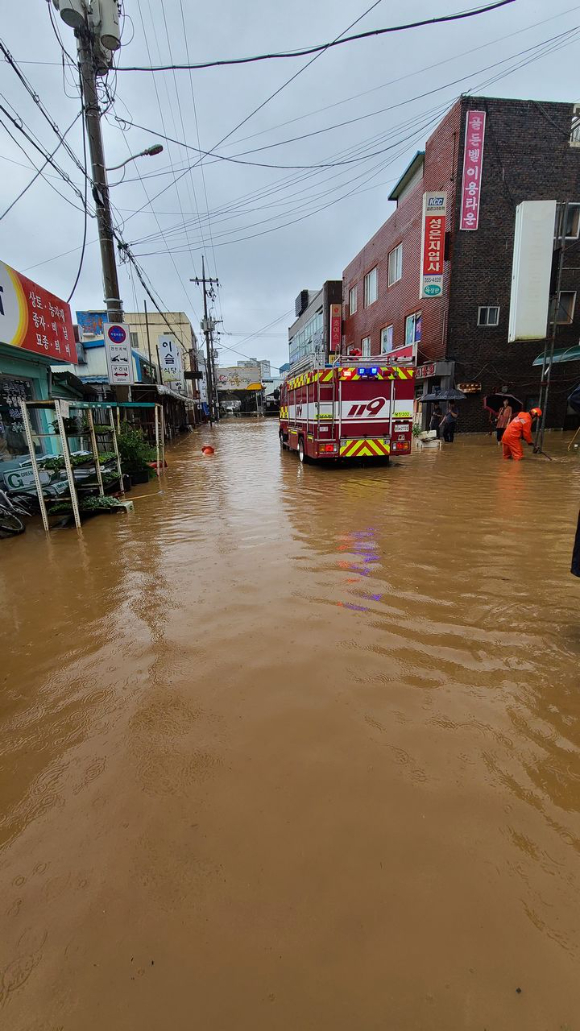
top-left (483, 392), bottom-right (523, 415)
top-left (418, 388), bottom-right (467, 403)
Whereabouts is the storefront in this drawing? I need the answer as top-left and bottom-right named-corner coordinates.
top-left (0, 260), bottom-right (77, 488)
top-left (414, 360), bottom-right (455, 429)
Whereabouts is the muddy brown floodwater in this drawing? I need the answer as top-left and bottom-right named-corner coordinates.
top-left (1, 421), bottom-right (580, 1029)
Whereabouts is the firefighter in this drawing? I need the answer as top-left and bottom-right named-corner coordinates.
top-left (501, 407), bottom-right (542, 461)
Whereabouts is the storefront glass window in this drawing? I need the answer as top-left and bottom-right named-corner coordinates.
top-left (0, 377), bottom-right (40, 486)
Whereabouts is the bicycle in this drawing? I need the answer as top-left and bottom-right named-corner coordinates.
top-left (0, 489), bottom-right (27, 538)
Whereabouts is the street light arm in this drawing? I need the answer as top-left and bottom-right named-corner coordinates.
top-left (105, 143), bottom-right (163, 172)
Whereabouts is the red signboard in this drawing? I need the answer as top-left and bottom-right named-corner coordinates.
top-left (329, 303), bottom-right (341, 350)
top-left (0, 260), bottom-right (77, 363)
top-left (420, 192), bottom-right (446, 298)
top-left (460, 110), bottom-right (486, 231)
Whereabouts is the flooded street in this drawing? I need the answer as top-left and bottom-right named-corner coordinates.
top-left (1, 419), bottom-right (580, 1030)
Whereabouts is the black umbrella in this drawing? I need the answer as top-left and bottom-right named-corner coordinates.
top-left (483, 392), bottom-right (523, 415)
top-left (418, 388), bottom-right (467, 403)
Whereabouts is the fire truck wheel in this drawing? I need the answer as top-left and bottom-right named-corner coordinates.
top-left (298, 438), bottom-right (305, 463)
top-left (279, 430), bottom-right (286, 449)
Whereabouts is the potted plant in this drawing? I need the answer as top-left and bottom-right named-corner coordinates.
top-left (116, 424), bottom-right (157, 484)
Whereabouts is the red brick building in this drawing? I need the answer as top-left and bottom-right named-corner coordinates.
top-left (343, 95), bottom-right (580, 431)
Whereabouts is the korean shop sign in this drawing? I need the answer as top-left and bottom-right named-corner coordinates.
top-left (460, 110), bottom-right (486, 230)
top-left (420, 191), bottom-right (447, 298)
top-left (104, 322), bottom-right (134, 384)
top-left (0, 260), bottom-right (77, 363)
top-left (158, 334), bottom-right (184, 390)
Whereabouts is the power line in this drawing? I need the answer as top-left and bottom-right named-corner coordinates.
top-left (118, 0), bottom-right (518, 72)
top-left (0, 110), bottom-right (81, 221)
top-left (66, 71), bottom-right (89, 302)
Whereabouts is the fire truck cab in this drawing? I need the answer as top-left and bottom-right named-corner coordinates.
top-left (279, 354), bottom-right (415, 462)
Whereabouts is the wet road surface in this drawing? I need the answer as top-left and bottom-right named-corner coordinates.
top-left (1, 420), bottom-right (580, 1030)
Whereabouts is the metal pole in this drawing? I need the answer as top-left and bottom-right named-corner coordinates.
top-left (536, 202), bottom-right (568, 452)
top-left (76, 27), bottom-right (123, 324)
top-left (154, 404), bottom-right (160, 475)
top-left (109, 407), bottom-right (125, 495)
top-left (20, 400), bottom-right (49, 534)
top-left (87, 408), bottom-right (104, 497)
top-left (55, 400), bottom-right (82, 530)
top-left (160, 405), bottom-right (166, 473)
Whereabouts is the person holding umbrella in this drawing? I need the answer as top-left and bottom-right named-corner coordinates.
top-left (440, 401), bottom-right (459, 443)
top-left (495, 397), bottom-right (513, 444)
top-left (429, 403), bottom-right (443, 436)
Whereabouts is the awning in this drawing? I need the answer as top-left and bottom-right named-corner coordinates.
top-left (533, 345), bottom-right (580, 366)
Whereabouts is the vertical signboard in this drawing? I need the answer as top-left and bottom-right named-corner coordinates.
top-left (460, 110), bottom-right (486, 231)
top-left (420, 192), bottom-right (447, 298)
top-left (508, 200), bottom-right (556, 342)
top-left (329, 303), bottom-right (341, 352)
top-left (0, 260), bottom-right (76, 362)
top-left (158, 334), bottom-right (184, 391)
top-left (104, 322), bottom-right (134, 384)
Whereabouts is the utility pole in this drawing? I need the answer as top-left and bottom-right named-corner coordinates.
top-left (77, 27), bottom-right (122, 323)
top-left (191, 255), bottom-right (220, 426)
top-left (53, 0), bottom-right (123, 323)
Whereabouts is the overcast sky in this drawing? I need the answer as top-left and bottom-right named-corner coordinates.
top-left (1, 0), bottom-right (579, 370)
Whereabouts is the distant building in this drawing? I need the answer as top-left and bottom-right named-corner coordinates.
top-left (288, 282), bottom-right (342, 367)
top-left (343, 95), bottom-right (580, 430)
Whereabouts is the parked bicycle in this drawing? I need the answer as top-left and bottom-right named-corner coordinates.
top-left (0, 489), bottom-right (32, 538)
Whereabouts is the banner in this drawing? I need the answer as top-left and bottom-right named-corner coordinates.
top-left (0, 260), bottom-right (76, 363)
top-left (216, 366), bottom-right (262, 391)
top-left (329, 303), bottom-right (341, 350)
top-left (104, 322), bottom-right (134, 384)
top-left (420, 192), bottom-right (446, 298)
top-left (460, 110), bottom-right (486, 231)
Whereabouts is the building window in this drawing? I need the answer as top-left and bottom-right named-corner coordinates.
top-left (405, 311), bottom-right (422, 344)
top-left (361, 336), bottom-right (371, 356)
top-left (381, 325), bottom-right (394, 352)
top-left (565, 204), bottom-right (580, 238)
top-left (570, 104), bottom-right (580, 147)
top-left (388, 243), bottom-right (403, 286)
top-left (130, 331), bottom-right (139, 349)
top-left (555, 291), bottom-right (576, 324)
top-left (477, 306), bottom-right (500, 327)
top-left (364, 267), bottom-right (378, 307)
top-left (349, 286), bottom-right (357, 315)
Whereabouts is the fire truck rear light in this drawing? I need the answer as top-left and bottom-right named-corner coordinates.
top-left (322, 443), bottom-right (336, 453)
top-left (371, 367), bottom-right (378, 375)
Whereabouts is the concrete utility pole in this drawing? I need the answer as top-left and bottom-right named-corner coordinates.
top-left (191, 255), bottom-right (220, 426)
top-left (77, 28), bottom-right (123, 323)
top-left (53, 0), bottom-right (123, 322)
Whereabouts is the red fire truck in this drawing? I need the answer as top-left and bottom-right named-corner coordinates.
top-left (279, 353), bottom-right (415, 462)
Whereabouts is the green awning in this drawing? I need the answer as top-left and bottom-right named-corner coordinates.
top-left (533, 346), bottom-right (580, 367)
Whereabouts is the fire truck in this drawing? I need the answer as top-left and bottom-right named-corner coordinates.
top-left (279, 351), bottom-right (415, 462)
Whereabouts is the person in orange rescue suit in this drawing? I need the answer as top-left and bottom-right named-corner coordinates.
top-left (501, 407), bottom-right (542, 461)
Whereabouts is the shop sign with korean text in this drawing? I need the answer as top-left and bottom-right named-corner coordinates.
top-left (158, 334), bottom-right (184, 390)
top-left (104, 322), bottom-right (134, 384)
top-left (329, 303), bottom-right (342, 350)
top-left (460, 110), bottom-right (486, 230)
top-left (0, 260), bottom-right (76, 363)
top-left (420, 192), bottom-right (447, 298)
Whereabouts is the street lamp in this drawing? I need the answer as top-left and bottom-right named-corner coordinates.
top-left (106, 144), bottom-right (164, 172)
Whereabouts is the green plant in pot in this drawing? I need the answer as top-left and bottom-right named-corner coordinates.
top-left (116, 424), bottom-right (157, 483)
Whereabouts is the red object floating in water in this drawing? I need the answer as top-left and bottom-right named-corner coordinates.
top-left (201, 446), bottom-right (215, 455)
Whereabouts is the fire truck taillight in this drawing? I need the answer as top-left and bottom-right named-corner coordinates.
top-left (321, 443), bottom-right (337, 454)
top-left (391, 441), bottom-right (411, 453)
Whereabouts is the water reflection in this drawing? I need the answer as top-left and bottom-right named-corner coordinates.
top-left (0, 420), bottom-right (579, 1029)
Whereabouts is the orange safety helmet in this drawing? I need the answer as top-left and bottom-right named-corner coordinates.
top-left (530, 407), bottom-right (542, 418)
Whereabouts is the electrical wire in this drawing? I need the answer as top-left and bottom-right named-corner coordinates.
top-left (118, 0), bottom-right (517, 72)
top-left (66, 72), bottom-right (89, 302)
top-left (0, 110), bottom-right (81, 221)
